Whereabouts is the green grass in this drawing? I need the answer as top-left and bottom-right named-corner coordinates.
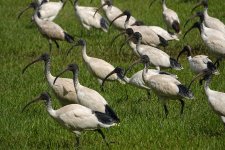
top-left (1, 0), bottom-right (225, 149)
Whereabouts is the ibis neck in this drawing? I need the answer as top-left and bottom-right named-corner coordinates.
top-left (162, 0), bottom-right (167, 11)
top-left (204, 78), bottom-right (211, 95)
top-left (122, 76), bottom-right (130, 83)
top-left (46, 99), bottom-right (56, 117)
top-left (129, 41), bottom-right (139, 56)
top-left (142, 64), bottom-right (148, 82)
top-left (101, 0), bottom-right (108, 10)
top-left (203, 8), bottom-right (209, 18)
top-left (136, 39), bottom-right (142, 56)
top-left (34, 12), bottom-right (43, 26)
top-left (73, 71), bottom-right (80, 90)
top-left (82, 45), bottom-right (90, 63)
top-left (44, 59), bottom-right (53, 82)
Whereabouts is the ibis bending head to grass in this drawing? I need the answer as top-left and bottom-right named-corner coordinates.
top-left (22, 92), bottom-right (118, 148)
top-left (177, 45), bottom-right (219, 75)
top-left (54, 63), bottom-right (120, 122)
top-left (125, 55), bottom-right (194, 117)
top-left (22, 53), bottom-right (78, 106)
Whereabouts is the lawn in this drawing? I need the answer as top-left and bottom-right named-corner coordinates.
top-left (1, 0), bottom-right (225, 149)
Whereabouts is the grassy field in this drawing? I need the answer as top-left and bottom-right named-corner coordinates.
top-left (1, 0), bottom-right (225, 149)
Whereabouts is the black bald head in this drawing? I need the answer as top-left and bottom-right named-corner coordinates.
top-left (40, 53), bottom-right (50, 62)
top-left (141, 55), bottom-right (150, 64)
top-left (77, 39), bottom-right (86, 46)
top-left (125, 28), bottom-right (134, 36)
top-left (133, 32), bottom-right (142, 41)
top-left (39, 92), bottom-right (51, 101)
top-left (123, 10), bottom-right (131, 17)
top-left (114, 67), bottom-right (125, 78)
top-left (67, 64), bottom-right (79, 72)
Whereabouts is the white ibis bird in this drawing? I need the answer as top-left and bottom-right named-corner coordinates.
top-left (101, 66), bottom-right (178, 96)
top-left (184, 21), bottom-right (225, 57)
top-left (117, 31), bottom-right (182, 70)
top-left (177, 45), bottom-right (219, 75)
top-left (32, 10), bottom-right (75, 53)
top-left (94, 0), bottom-right (137, 29)
top-left (150, 0), bottom-right (181, 34)
top-left (18, 0), bottom-right (67, 21)
top-left (22, 92), bottom-right (118, 148)
top-left (189, 70), bottom-right (225, 127)
top-left (126, 55), bottom-right (194, 116)
top-left (131, 20), bottom-right (179, 41)
top-left (67, 39), bottom-right (125, 85)
top-left (73, 0), bottom-right (109, 32)
top-left (22, 53), bottom-right (78, 106)
top-left (110, 11), bottom-right (168, 48)
top-left (191, 0), bottom-right (225, 35)
top-left (54, 63), bottom-right (120, 122)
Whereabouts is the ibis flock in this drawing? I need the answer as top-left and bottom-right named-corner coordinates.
top-left (18, 0), bottom-right (225, 148)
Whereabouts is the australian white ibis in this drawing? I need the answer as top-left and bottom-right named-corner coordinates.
top-left (18, 0), bottom-right (67, 21)
top-left (184, 21), bottom-right (225, 57)
top-left (177, 45), bottom-right (219, 75)
top-left (126, 55), bottom-right (194, 117)
top-left (22, 92), bottom-right (118, 148)
top-left (191, 0), bottom-right (225, 34)
top-left (118, 32), bottom-right (182, 70)
top-left (110, 11), bottom-right (168, 48)
top-left (32, 10), bottom-right (75, 53)
top-left (150, 0), bottom-right (181, 34)
top-left (73, 0), bottom-right (109, 32)
top-left (131, 21), bottom-right (179, 41)
top-left (54, 63), bottom-right (120, 122)
top-left (189, 70), bottom-right (225, 127)
top-left (67, 39), bottom-right (125, 85)
top-left (101, 66), bottom-right (178, 97)
top-left (22, 53), bottom-right (78, 106)
top-left (94, 0), bottom-right (137, 29)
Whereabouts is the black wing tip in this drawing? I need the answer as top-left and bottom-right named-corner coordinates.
top-left (178, 84), bottom-right (194, 99)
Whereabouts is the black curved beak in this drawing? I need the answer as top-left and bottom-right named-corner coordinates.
top-left (66, 43), bottom-right (80, 56)
top-left (176, 48), bottom-right (187, 61)
top-left (149, 0), bottom-right (157, 8)
top-left (110, 13), bottom-right (126, 27)
top-left (119, 35), bottom-right (134, 51)
top-left (22, 96), bottom-right (42, 112)
top-left (111, 31), bottom-right (126, 45)
top-left (94, 3), bottom-right (108, 17)
top-left (101, 69), bottom-right (117, 91)
top-left (188, 70), bottom-right (208, 89)
top-left (184, 14), bottom-right (198, 28)
top-left (53, 68), bottom-right (69, 85)
top-left (124, 59), bottom-right (141, 76)
top-left (183, 22), bottom-right (199, 39)
top-left (22, 57), bottom-right (42, 74)
top-left (17, 3), bottom-right (33, 19)
top-left (191, 1), bottom-right (203, 13)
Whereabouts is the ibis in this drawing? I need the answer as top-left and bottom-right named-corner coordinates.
top-left (54, 63), bottom-right (120, 122)
top-left (150, 0), bottom-right (181, 34)
top-left (22, 92), bottom-right (118, 148)
top-left (177, 45), bottom-right (219, 75)
top-left (22, 53), bottom-right (78, 106)
top-left (191, 0), bottom-right (225, 34)
top-left (72, 0), bottom-right (109, 32)
top-left (67, 39), bottom-right (125, 85)
top-left (126, 55), bottom-right (194, 117)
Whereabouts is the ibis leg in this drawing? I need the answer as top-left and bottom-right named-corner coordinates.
top-left (48, 40), bottom-right (53, 54)
top-left (96, 129), bottom-right (110, 148)
top-left (74, 135), bottom-right (80, 150)
top-left (179, 99), bottom-right (185, 115)
top-left (54, 40), bottom-right (61, 54)
top-left (163, 104), bottom-right (169, 118)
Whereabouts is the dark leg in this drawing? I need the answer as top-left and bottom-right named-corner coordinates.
top-left (54, 40), bottom-right (61, 54)
top-left (74, 135), bottom-right (80, 150)
top-left (96, 129), bottom-right (110, 148)
top-left (179, 99), bottom-right (185, 115)
top-left (48, 40), bottom-right (52, 54)
top-left (146, 90), bottom-right (151, 99)
top-left (163, 104), bottom-right (169, 118)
